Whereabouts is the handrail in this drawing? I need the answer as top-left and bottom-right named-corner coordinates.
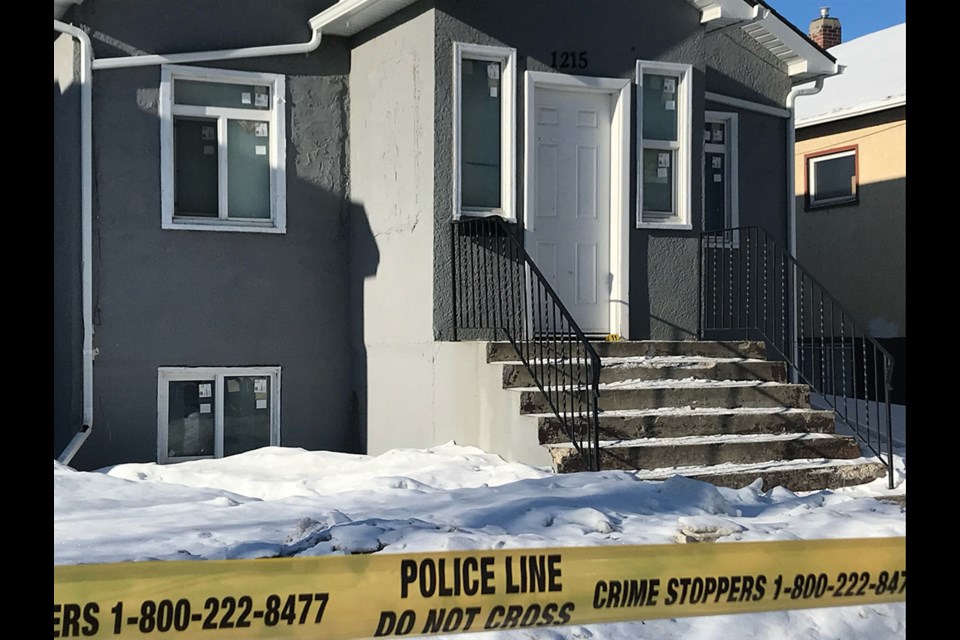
top-left (699, 226), bottom-right (897, 488)
top-left (451, 216), bottom-right (602, 471)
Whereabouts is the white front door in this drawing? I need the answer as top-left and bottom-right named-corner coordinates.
top-left (528, 86), bottom-right (613, 335)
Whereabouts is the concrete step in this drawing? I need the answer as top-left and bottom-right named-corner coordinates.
top-left (486, 340), bottom-right (766, 362)
top-left (518, 381), bottom-right (810, 414)
top-left (535, 407), bottom-right (837, 444)
top-left (629, 457), bottom-right (888, 493)
top-left (501, 357), bottom-right (786, 388)
top-left (549, 433), bottom-right (862, 472)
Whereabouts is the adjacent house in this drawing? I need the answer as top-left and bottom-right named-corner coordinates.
top-left (54, 0), bottom-right (844, 471)
top-left (793, 20), bottom-right (906, 404)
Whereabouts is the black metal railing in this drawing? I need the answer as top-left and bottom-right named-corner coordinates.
top-left (451, 216), bottom-right (602, 471)
top-left (699, 226), bottom-right (897, 488)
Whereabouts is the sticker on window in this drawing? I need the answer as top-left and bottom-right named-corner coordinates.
top-left (714, 174), bottom-right (723, 182)
top-left (201, 126), bottom-right (216, 141)
top-left (255, 92), bottom-right (270, 108)
top-left (199, 383), bottom-right (212, 398)
top-left (241, 92), bottom-right (252, 105)
top-left (254, 379), bottom-right (267, 394)
top-left (657, 168), bottom-right (668, 180)
top-left (704, 129), bottom-right (711, 142)
top-left (712, 157), bottom-right (722, 169)
top-left (658, 152), bottom-right (671, 168)
top-left (256, 399), bottom-right (268, 410)
top-left (200, 403), bottom-right (211, 414)
top-left (713, 129), bottom-right (724, 143)
top-left (665, 100), bottom-right (676, 111)
top-left (203, 145), bottom-right (215, 156)
top-left (255, 145), bottom-right (267, 156)
top-left (662, 78), bottom-right (676, 94)
top-left (487, 63), bottom-right (500, 80)
top-left (255, 123), bottom-right (269, 137)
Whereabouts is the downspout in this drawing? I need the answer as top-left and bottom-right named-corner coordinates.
top-left (784, 71), bottom-right (841, 381)
top-left (53, 19), bottom-right (323, 464)
top-left (54, 20), bottom-right (93, 465)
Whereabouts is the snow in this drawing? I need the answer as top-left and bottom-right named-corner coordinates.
top-left (795, 23), bottom-right (906, 127)
top-left (54, 437), bottom-right (906, 638)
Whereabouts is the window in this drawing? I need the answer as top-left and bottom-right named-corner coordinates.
top-left (453, 43), bottom-right (517, 220)
top-left (636, 60), bottom-right (692, 229)
top-left (805, 146), bottom-right (858, 209)
top-left (158, 367), bottom-right (280, 463)
top-left (703, 111), bottom-right (739, 231)
top-left (160, 65), bottom-right (286, 233)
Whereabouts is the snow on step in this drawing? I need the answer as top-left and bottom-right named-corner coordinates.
top-left (548, 431), bottom-right (846, 449)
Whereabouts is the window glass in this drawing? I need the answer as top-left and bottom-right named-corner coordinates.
top-left (461, 59), bottom-right (502, 209)
top-left (227, 120), bottom-right (271, 219)
top-left (167, 380), bottom-right (216, 458)
top-left (174, 118), bottom-right (219, 216)
top-left (642, 148), bottom-right (674, 213)
top-left (223, 376), bottom-right (271, 457)
top-left (642, 73), bottom-right (679, 141)
top-left (175, 80), bottom-right (270, 110)
top-left (814, 154), bottom-right (856, 201)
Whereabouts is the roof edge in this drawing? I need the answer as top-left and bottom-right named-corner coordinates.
top-left (796, 96), bottom-right (907, 129)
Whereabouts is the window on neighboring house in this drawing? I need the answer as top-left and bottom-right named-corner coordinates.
top-left (160, 65), bottom-right (286, 233)
top-left (636, 60), bottom-right (692, 229)
top-left (805, 146), bottom-right (858, 209)
top-left (453, 43), bottom-right (517, 220)
top-left (158, 367), bottom-right (280, 463)
top-left (703, 111), bottom-right (739, 231)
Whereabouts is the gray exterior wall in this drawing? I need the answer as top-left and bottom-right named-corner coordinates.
top-left (431, 0), bottom-right (791, 340)
top-left (348, 3), bottom-right (437, 455)
top-left (54, 33), bottom-right (84, 458)
top-left (61, 0), bottom-right (357, 469)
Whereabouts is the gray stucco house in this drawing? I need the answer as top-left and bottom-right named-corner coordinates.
top-left (54, 0), bottom-right (841, 471)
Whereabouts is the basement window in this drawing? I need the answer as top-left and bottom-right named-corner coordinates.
top-left (160, 65), bottom-right (286, 233)
top-left (158, 367), bottom-right (280, 463)
top-left (453, 43), bottom-right (517, 220)
top-left (806, 146), bottom-right (858, 209)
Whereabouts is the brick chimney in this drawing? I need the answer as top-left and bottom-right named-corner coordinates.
top-left (809, 7), bottom-right (842, 49)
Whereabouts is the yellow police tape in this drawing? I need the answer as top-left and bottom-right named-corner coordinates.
top-left (54, 537), bottom-right (905, 639)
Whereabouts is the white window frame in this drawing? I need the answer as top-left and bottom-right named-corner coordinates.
top-left (703, 110), bottom-right (739, 231)
top-left (806, 147), bottom-right (858, 209)
top-left (159, 65), bottom-right (287, 233)
top-left (452, 42), bottom-right (517, 221)
top-left (157, 366), bottom-right (281, 464)
top-left (635, 60), bottom-right (692, 230)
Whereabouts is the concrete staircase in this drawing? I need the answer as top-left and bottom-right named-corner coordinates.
top-left (487, 340), bottom-right (887, 492)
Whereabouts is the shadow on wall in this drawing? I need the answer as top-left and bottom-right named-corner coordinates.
top-left (349, 202), bottom-right (380, 455)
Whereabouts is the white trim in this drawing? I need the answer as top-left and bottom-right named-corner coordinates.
top-left (309, 0), bottom-right (419, 36)
top-left (704, 110), bottom-right (739, 231)
top-left (636, 60), bottom-right (693, 230)
top-left (705, 91), bottom-right (791, 118)
top-left (523, 71), bottom-right (632, 339)
top-left (157, 366), bottom-right (281, 464)
top-left (452, 43), bottom-right (517, 221)
top-left (160, 65), bottom-right (287, 233)
top-left (807, 148), bottom-right (858, 207)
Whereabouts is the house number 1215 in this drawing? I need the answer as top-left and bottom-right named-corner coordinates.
top-left (551, 51), bottom-right (588, 70)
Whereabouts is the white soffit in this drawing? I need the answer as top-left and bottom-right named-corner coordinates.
top-left (686, 0), bottom-right (838, 81)
top-left (309, 0), bottom-right (419, 37)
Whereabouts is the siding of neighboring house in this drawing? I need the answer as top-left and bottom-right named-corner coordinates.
top-left (54, 32), bottom-right (85, 459)
top-left (794, 106), bottom-right (906, 403)
top-left (58, 0), bottom-right (359, 469)
top-left (429, 0), bottom-right (792, 342)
